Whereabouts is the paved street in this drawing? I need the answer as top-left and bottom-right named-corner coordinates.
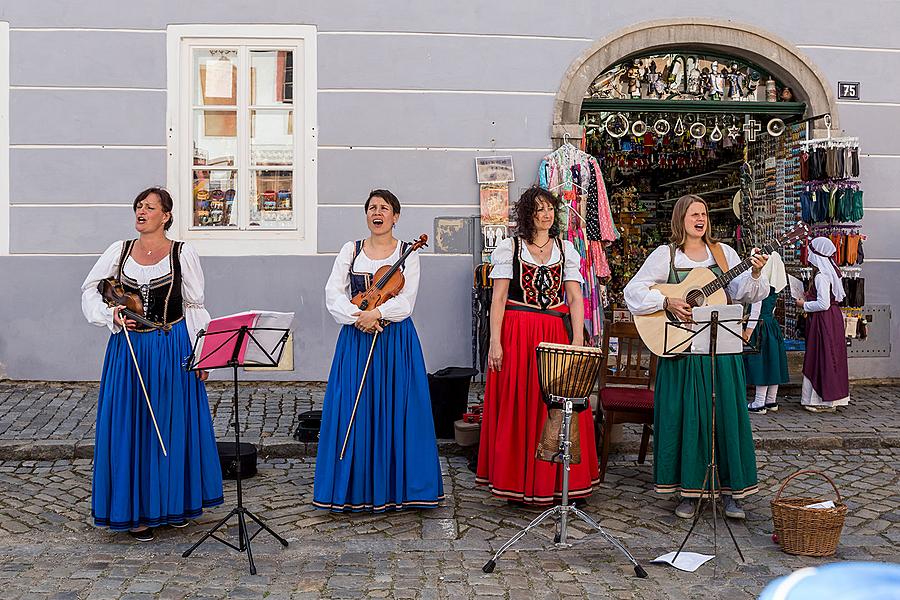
top-left (0, 381), bottom-right (897, 599)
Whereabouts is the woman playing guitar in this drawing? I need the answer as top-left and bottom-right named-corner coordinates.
top-left (623, 194), bottom-right (769, 521)
top-left (313, 189), bottom-right (443, 512)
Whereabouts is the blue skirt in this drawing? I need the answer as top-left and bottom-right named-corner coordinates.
top-left (92, 320), bottom-right (224, 530)
top-left (313, 318), bottom-right (444, 512)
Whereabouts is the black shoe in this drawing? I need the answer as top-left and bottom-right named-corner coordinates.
top-left (764, 403), bottom-right (779, 412)
top-left (506, 498), bottom-right (526, 507)
top-left (128, 527), bottom-right (155, 542)
top-left (747, 404), bottom-right (767, 414)
top-left (169, 521), bottom-right (189, 529)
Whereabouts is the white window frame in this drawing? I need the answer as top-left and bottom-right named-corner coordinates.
top-left (0, 22), bottom-right (9, 256)
top-left (166, 24), bottom-right (317, 256)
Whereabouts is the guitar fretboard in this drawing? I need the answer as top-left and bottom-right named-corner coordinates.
top-left (699, 240), bottom-right (780, 297)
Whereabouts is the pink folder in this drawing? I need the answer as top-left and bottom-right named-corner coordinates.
top-left (195, 312), bottom-right (258, 369)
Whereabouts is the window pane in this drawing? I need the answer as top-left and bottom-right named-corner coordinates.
top-left (251, 110), bottom-right (293, 166)
top-left (193, 170), bottom-right (237, 228)
top-left (250, 50), bottom-right (293, 106)
top-left (193, 48), bottom-right (238, 106)
top-left (193, 109), bottom-right (237, 166)
top-left (250, 170), bottom-right (294, 229)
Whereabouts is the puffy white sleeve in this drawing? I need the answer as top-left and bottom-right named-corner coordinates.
top-left (745, 300), bottom-right (762, 332)
top-left (562, 240), bottom-right (585, 284)
top-left (180, 242), bottom-right (211, 348)
top-left (803, 274), bottom-right (832, 313)
top-left (325, 242), bottom-right (360, 325)
top-left (624, 245), bottom-right (671, 315)
top-left (722, 244), bottom-right (769, 304)
top-left (81, 241), bottom-right (124, 333)
top-left (488, 237), bottom-right (514, 280)
top-left (378, 249), bottom-right (419, 322)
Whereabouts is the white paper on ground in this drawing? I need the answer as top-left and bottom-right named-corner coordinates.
top-left (651, 551), bottom-right (715, 572)
top-left (804, 500), bottom-right (835, 509)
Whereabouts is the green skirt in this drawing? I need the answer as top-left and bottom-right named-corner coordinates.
top-left (653, 354), bottom-right (758, 499)
top-left (744, 315), bottom-right (790, 386)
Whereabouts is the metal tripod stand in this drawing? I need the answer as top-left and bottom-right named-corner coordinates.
top-left (482, 397), bottom-right (647, 578)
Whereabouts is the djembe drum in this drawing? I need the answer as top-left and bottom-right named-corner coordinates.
top-left (535, 342), bottom-right (604, 464)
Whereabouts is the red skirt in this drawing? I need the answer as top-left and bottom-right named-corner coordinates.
top-left (476, 307), bottom-right (600, 504)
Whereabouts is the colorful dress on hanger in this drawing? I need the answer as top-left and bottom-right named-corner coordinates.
top-left (744, 288), bottom-right (790, 386)
top-left (624, 243), bottom-right (768, 499)
top-left (801, 274), bottom-right (850, 408)
top-left (81, 240), bottom-right (224, 530)
top-left (476, 236), bottom-right (600, 504)
top-left (314, 240), bottom-right (443, 512)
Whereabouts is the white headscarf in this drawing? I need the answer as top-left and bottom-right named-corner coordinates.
top-left (761, 251), bottom-right (788, 293)
top-left (808, 237), bottom-right (846, 302)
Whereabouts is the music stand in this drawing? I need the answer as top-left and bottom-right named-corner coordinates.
top-left (662, 305), bottom-right (759, 563)
top-left (181, 322), bottom-right (291, 574)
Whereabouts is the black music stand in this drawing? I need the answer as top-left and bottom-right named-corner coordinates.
top-left (662, 306), bottom-right (760, 564)
top-left (182, 324), bottom-right (291, 574)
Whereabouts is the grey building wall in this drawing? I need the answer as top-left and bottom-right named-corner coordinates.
top-left (0, 1), bottom-right (898, 380)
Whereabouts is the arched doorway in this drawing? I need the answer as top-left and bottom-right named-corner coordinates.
top-left (552, 19), bottom-right (840, 144)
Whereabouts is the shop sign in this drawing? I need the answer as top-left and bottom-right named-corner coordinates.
top-left (838, 82), bottom-right (860, 100)
top-left (475, 156), bottom-right (515, 183)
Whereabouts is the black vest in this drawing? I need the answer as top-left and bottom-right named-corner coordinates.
top-left (116, 240), bottom-right (185, 331)
top-left (348, 239), bottom-right (411, 297)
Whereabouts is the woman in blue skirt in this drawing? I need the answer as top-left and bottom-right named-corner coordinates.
top-left (315, 189), bottom-right (443, 512)
top-left (81, 187), bottom-right (223, 541)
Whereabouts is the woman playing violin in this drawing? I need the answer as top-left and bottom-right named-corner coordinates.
top-left (314, 189), bottom-right (443, 512)
top-left (80, 187), bottom-right (223, 541)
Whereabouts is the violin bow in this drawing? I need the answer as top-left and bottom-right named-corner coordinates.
top-left (118, 311), bottom-right (168, 457)
top-left (339, 329), bottom-right (380, 461)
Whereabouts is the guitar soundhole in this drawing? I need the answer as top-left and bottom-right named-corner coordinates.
top-left (685, 289), bottom-right (705, 307)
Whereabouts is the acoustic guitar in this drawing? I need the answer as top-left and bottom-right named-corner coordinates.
top-left (633, 223), bottom-right (809, 356)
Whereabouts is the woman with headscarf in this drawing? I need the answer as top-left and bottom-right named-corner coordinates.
top-left (796, 237), bottom-right (850, 412)
top-left (743, 253), bottom-right (790, 414)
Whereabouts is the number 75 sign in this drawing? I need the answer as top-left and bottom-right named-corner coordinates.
top-left (838, 82), bottom-right (860, 100)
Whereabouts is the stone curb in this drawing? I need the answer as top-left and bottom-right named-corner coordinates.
top-left (1, 433), bottom-right (897, 461)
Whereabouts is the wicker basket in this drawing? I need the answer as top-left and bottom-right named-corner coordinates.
top-left (771, 469), bottom-right (848, 557)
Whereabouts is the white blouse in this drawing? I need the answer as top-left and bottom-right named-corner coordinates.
top-left (488, 237), bottom-right (585, 284)
top-left (624, 243), bottom-right (769, 315)
top-left (325, 240), bottom-right (420, 325)
top-left (81, 240), bottom-right (211, 346)
top-left (803, 273), bottom-right (833, 313)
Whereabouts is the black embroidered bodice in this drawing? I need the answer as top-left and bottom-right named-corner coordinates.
top-left (116, 240), bottom-right (184, 331)
top-left (507, 236), bottom-right (565, 310)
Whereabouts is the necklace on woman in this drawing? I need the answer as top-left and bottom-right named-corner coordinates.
top-left (532, 237), bottom-right (552, 249)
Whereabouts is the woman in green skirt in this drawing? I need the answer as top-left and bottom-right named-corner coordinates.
top-left (743, 253), bottom-right (790, 414)
top-left (624, 195), bottom-right (769, 520)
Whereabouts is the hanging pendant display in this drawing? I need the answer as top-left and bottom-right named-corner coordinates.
top-left (653, 118), bottom-right (671, 136)
top-left (689, 121), bottom-right (707, 140)
top-left (631, 118), bottom-right (648, 138)
top-left (605, 113), bottom-right (630, 138)
top-left (767, 117), bottom-right (786, 137)
top-left (673, 117), bottom-right (686, 136)
top-left (710, 119), bottom-right (723, 142)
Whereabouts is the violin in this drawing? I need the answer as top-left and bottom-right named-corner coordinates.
top-left (98, 277), bottom-right (169, 331)
top-left (351, 234), bottom-right (428, 311)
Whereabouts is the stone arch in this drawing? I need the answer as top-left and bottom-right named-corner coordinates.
top-left (552, 19), bottom-right (839, 143)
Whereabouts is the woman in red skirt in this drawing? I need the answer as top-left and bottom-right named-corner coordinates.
top-left (476, 186), bottom-right (599, 504)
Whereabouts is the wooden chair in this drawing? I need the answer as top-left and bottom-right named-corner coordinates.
top-left (595, 320), bottom-right (657, 482)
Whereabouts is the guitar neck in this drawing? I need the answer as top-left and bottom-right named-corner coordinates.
top-left (700, 240), bottom-right (779, 297)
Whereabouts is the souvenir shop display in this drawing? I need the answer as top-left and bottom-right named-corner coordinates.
top-left (537, 137), bottom-right (620, 342)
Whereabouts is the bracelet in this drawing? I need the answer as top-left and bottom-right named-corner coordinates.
top-left (663, 297), bottom-right (669, 310)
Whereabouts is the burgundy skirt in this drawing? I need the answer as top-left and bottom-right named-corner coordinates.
top-left (803, 303), bottom-right (849, 403)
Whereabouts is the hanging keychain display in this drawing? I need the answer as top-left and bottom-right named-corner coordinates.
top-left (605, 113), bottom-right (630, 138)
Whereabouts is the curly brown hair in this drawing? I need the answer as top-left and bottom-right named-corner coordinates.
top-left (514, 186), bottom-right (560, 243)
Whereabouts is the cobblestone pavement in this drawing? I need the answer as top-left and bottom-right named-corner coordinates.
top-left (0, 448), bottom-right (897, 599)
top-left (1, 381), bottom-right (898, 460)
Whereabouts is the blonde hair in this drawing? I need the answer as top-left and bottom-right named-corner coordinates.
top-left (669, 194), bottom-right (719, 249)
